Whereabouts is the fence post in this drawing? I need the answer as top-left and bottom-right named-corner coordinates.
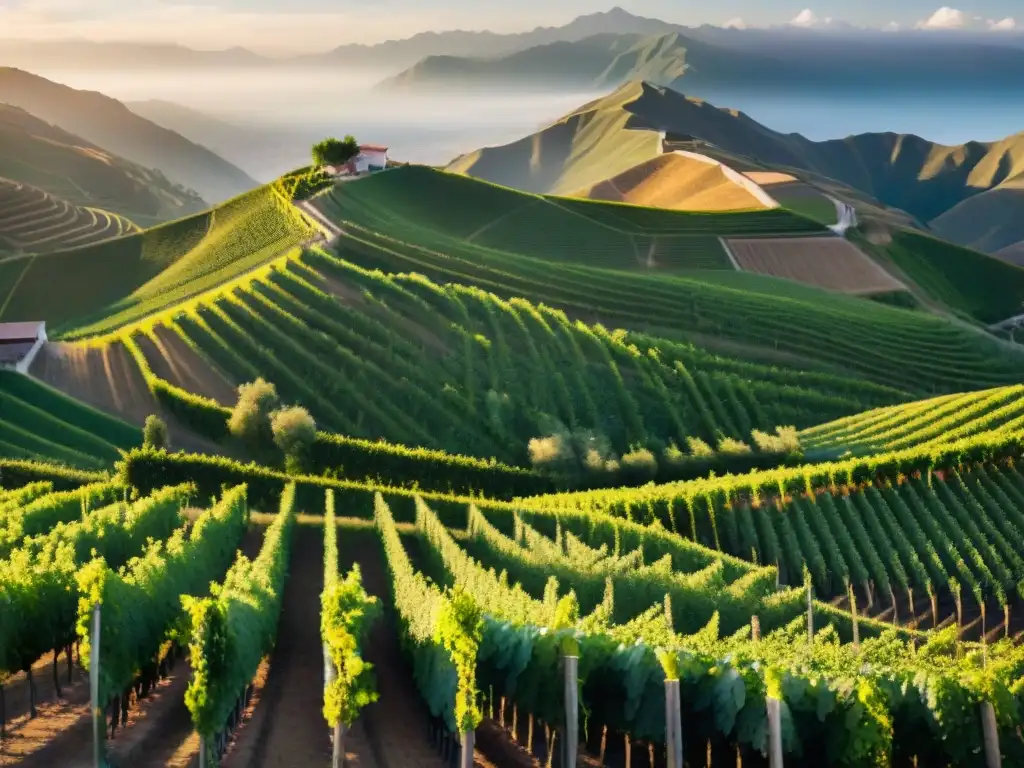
top-left (199, 736), bottom-right (207, 768)
top-left (665, 679), bottom-right (683, 768)
top-left (460, 729), bottom-right (475, 768)
top-left (563, 656), bottom-right (579, 768)
top-left (333, 722), bottom-right (346, 768)
top-left (766, 697), bottom-right (784, 768)
top-left (90, 602), bottom-right (102, 768)
top-left (981, 701), bottom-right (1001, 768)
top-left (751, 615), bottom-right (760, 641)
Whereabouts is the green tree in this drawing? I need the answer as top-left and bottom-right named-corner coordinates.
top-left (228, 378), bottom-right (279, 449)
top-left (142, 415), bottom-right (169, 450)
top-left (312, 136), bottom-right (359, 167)
top-left (271, 406), bottom-right (317, 472)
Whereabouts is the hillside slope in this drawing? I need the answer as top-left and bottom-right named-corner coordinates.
top-left (0, 184), bottom-right (314, 333)
top-left (449, 81), bottom-right (1024, 258)
top-left (0, 103), bottom-right (206, 225)
top-left (0, 179), bottom-right (137, 255)
top-left (0, 68), bottom-right (258, 203)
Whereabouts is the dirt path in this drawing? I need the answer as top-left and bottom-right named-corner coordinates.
top-left (223, 523), bottom-right (337, 768)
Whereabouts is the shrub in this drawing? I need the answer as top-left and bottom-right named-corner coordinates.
top-left (312, 136), bottom-right (359, 167)
top-left (143, 415), bottom-right (170, 450)
top-left (686, 437), bottom-right (715, 457)
top-left (620, 447), bottom-right (658, 483)
top-left (271, 406), bottom-right (317, 473)
top-left (528, 432), bottom-right (576, 475)
top-left (718, 437), bottom-right (753, 455)
top-left (228, 379), bottom-right (279, 448)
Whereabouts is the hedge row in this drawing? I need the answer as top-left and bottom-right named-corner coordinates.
top-left (0, 458), bottom-right (109, 491)
top-left (117, 448), bottom-right (490, 528)
top-left (309, 432), bottom-right (551, 499)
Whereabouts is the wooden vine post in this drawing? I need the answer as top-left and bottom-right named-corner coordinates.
top-left (806, 574), bottom-right (814, 643)
top-left (90, 602), bottom-right (102, 768)
top-left (563, 655), bottom-right (579, 768)
top-left (766, 697), bottom-right (784, 768)
top-left (460, 729), bottom-right (475, 768)
top-left (665, 678), bottom-right (683, 768)
top-left (981, 701), bottom-right (1001, 768)
top-left (849, 585), bottom-right (860, 649)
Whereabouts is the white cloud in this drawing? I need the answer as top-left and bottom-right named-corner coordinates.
top-left (789, 8), bottom-right (818, 27)
top-left (883, 21), bottom-right (901, 31)
top-left (916, 7), bottom-right (969, 29)
top-left (723, 17), bottom-right (747, 29)
top-left (988, 17), bottom-right (1017, 30)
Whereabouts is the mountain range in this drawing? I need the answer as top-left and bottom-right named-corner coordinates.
top-left (2, 7), bottom-right (1024, 73)
top-left (0, 68), bottom-right (257, 203)
top-left (0, 104), bottom-right (207, 224)
top-left (447, 81), bottom-right (1024, 257)
top-left (383, 29), bottom-right (1024, 94)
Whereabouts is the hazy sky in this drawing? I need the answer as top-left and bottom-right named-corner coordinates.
top-left (0, 1), bottom-right (1019, 52)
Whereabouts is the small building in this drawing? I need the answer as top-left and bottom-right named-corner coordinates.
top-left (0, 321), bottom-right (46, 374)
top-left (324, 145), bottom-right (389, 177)
top-left (352, 145), bottom-right (389, 174)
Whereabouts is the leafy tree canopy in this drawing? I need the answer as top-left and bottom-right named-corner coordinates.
top-left (313, 136), bottom-right (360, 167)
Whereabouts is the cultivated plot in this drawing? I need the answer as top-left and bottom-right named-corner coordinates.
top-left (726, 236), bottom-right (905, 295)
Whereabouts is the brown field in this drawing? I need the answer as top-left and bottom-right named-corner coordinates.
top-left (572, 153), bottom-right (767, 212)
top-left (29, 340), bottom-right (222, 454)
top-left (726, 236), bottom-right (906, 295)
top-left (743, 171), bottom-right (798, 186)
top-left (137, 325), bottom-right (238, 406)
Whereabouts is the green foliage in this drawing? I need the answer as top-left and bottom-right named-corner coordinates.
top-left (321, 490), bottom-right (380, 727)
top-left (0, 484), bottom-right (192, 679)
top-left (185, 484), bottom-right (294, 740)
top-left (0, 481), bottom-right (122, 557)
top-left (0, 458), bottom-right (107, 491)
top-left (0, 371), bottom-right (142, 468)
top-left (143, 415), bottom-right (170, 450)
top-left (879, 228), bottom-right (1024, 324)
top-left (436, 587), bottom-right (484, 733)
top-left (76, 484), bottom-right (248, 703)
top-left (312, 136), bottom-right (359, 168)
top-left (270, 406), bottom-right (317, 472)
top-left (228, 378), bottom-right (279, 448)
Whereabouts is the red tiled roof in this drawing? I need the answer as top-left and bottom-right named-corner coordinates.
top-left (359, 144), bottom-right (389, 152)
top-left (0, 321), bottom-right (44, 342)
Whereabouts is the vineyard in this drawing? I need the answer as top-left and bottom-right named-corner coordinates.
top-left (64, 247), bottom-right (921, 473)
top-left (0, 179), bottom-right (136, 255)
top-left (0, 184), bottom-right (313, 332)
top-left (0, 370), bottom-right (141, 469)
top-left (6, 157), bottom-right (1024, 767)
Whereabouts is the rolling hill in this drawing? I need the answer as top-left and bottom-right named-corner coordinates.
top-left (448, 82), bottom-right (1024, 318)
top-left (0, 103), bottom-right (207, 225)
top-left (0, 68), bottom-right (258, 203)
top-left (0, 183), bottom-right (313, 333)
top-left (5, 148), bottom-right (1024, 767)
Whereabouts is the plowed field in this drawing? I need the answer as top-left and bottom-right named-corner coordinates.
top-left (726, 236), bottom-right (905, 295)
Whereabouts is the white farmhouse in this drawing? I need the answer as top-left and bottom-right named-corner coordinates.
top-left (0, 321), bottom-right (47, 374)
top-left (350, 144), bottom-right (389, 174)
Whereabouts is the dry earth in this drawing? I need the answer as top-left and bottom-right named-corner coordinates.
top-left (726, 236), bottom-right (905, 295)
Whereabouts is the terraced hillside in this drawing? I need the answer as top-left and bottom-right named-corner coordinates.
top-left (7, 151), bottom-right (1024, 768)
top-left (520, 430), bottom-right (1024, 636)
top-left (802, 384), bottom-right (1024, 456)
top-left (318, 165), bottom-right (823, 273)
top-left (0, 102), bottom-right (207, 226)
top-left (0, 179), bottom-right (136, 255)
top-left (0, 369), bottom-right (141, 468)
top-left (0, 184), bottom-right (314, 332)
top-left (309, 169), bottom-right (1024, 396)
top-left (68, 246), bottom-right (902, 467)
